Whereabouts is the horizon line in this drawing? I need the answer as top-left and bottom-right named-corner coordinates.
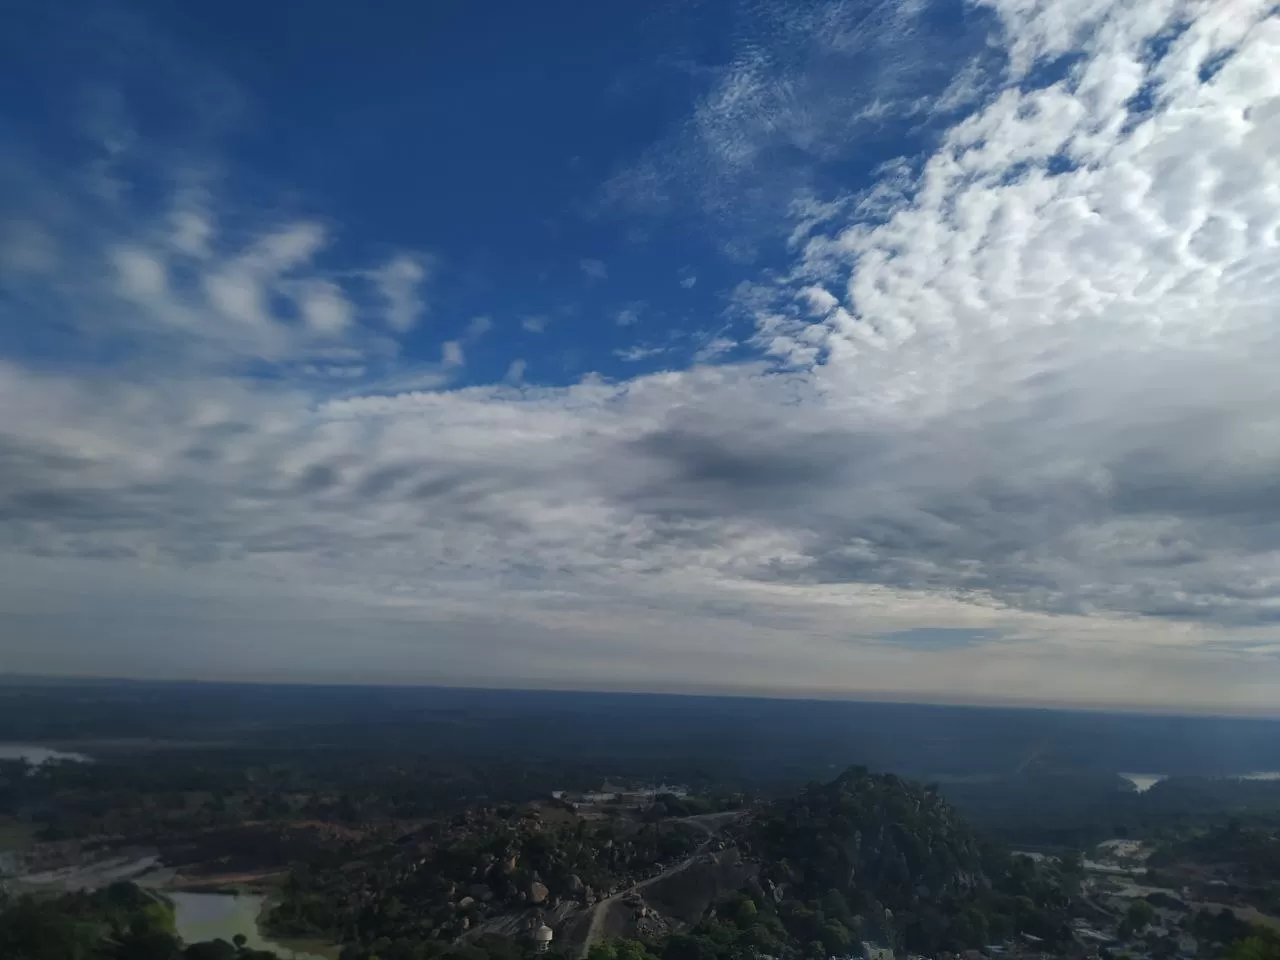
top-left (2, 671), bottom-right (1277, 723)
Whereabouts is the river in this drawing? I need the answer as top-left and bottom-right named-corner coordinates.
top-left (169, 891), bottom-right (332, 960)
top-left (1120, 771), bottom-right (1280, 793)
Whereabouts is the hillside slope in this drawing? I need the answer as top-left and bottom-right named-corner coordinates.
top-left (730, 767), bottom-right (1071, 954)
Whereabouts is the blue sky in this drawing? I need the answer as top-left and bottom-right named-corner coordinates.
top-left (2, 0), bottom-right (988, 386)
top-left (2, 0), bottom-right (1280, 711)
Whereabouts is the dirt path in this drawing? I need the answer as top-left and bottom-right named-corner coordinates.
top-left (578, 851), bottom-right (705, 957)
top-left (675, 811), bottom-right (743, 836)
top-left (577, 813), bottom-right (745, 958)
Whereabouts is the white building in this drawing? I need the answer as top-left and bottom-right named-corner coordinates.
top-left (532, 923), bottom-right (554, 954)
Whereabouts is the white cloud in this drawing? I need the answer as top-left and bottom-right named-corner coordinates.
top-left (466, 315), bottom-right (493, 339)
top-left (615, 304), bottom-right (642, 326)
top-left (615, 344), bottom-right (668, 362)
top-left (694, 337), bottom-right (737, 362)
top-left (203, 267), bottom-right (267, 328)
top-left (580, 258), bottom-right (608, 280)
top-left (679, 271), bottom-right (697, 289)
top-left (521, 315), bottom-right (548, 333)
top-left (371, 254), bottom-right (430, 332)
top-left (170, 208), bottom-right (214, 258)
top-left (253, 222), bottom-right (328, 273)
top-left (304, 363), bottom-right (366, 379)
top-left (111, 247), bottom-right (167, 299)
top-left (600, 0), bottom-right (976, 232)
top-left (441, 340), bottom-right (464, 367)
top-left (298, 280), bottom-right (355, 337)
top-left (5, 0), bottom-right (1280, 709)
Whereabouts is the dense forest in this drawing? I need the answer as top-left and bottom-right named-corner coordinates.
top-left (5, 681), bottom-right (1280, 784)
top-left (942, 772), bottom-right (1280, 850)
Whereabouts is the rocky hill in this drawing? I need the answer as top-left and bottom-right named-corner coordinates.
top-left (723, 767), bottom-right (1071, 955)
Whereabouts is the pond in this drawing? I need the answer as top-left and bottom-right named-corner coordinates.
top-left (169, 892), bottom-right (332, 960)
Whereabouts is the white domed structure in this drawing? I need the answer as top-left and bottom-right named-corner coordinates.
top-left (532, 923), bottom-right (554, 953)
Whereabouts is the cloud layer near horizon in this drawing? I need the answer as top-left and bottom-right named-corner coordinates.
top-left (2, 0), bottom-right (1280, 710)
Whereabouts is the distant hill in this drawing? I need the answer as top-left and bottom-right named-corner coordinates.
top-left (731, 767), bottom-right (1072, 954)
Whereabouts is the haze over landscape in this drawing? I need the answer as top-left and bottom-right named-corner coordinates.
top-left (3, 0), bottom-right (1280, 712)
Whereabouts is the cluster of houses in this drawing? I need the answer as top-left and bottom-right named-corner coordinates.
top-left (550, 783), bottom-right (689, 810)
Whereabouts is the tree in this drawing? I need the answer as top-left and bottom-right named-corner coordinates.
top-left (820, 920), bottom-right (852, 954)
top-left (116, 929), bottom-right (182, 960)
top-left (614, 939), bottom-right (655, 960)
top-left (662, 934), bottom-right (718, 960)
top-left (183, 940), bottom-right (237, 960)
top-left (821, 889), bottom-right (852, 925)
top-left (1126, 900), bottom-right (1156, 932)
top-left (1228, 935), bottom-right (1280, 960)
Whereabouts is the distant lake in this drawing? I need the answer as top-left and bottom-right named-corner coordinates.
top-left (1121, 771), bottom-right (1280, 793)
top-left (1120, 773), bottom-right (1166, 793)
top-left (170, 892), bottom-right (330, 960)
top-left (0, 744), bottom-right (91, 765)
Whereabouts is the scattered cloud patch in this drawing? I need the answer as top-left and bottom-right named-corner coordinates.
top-left (4, 0), bottom-right (1280, 708)
top-left (297, 280), bottom-right (355, 337)
top-left (615, 344), bottom-right (668, 363)
top-left (615, 303), bottom-right (643, 327)
top-left (441, 340), bottom-right (464, 367)
top-left (303, 363), bottom-right (367, 379)
top-left (579, 258), bottom-right (608, 280)
top-left (600, 0), bottom-right (988, 236)
top-left (370, 254), bottom-right (431, 332)
top-left (694, 337), bottom-right (737, 363)
top-left (466, 315), bottom-right (493, 339)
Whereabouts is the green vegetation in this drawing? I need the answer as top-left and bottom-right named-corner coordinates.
top-left (732, 767), bottom-right (1072, 955)
top-left (1227, 931), bottom-right (1280, 960)
top-left (265, 805), bottom-right (702, 944)
top-left (9, 740), bottom-right (1280, 960)
top-left (587, 939), bottom-right (660, 960)
top-left (1148, 821), bottom-right (1280, 914)
top-left (263, 767), bottom-right (1081, 957)
top-left (944, 772), bottom-right (1280, 850)
top-left (334, 932), bottom-right (568, 960)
